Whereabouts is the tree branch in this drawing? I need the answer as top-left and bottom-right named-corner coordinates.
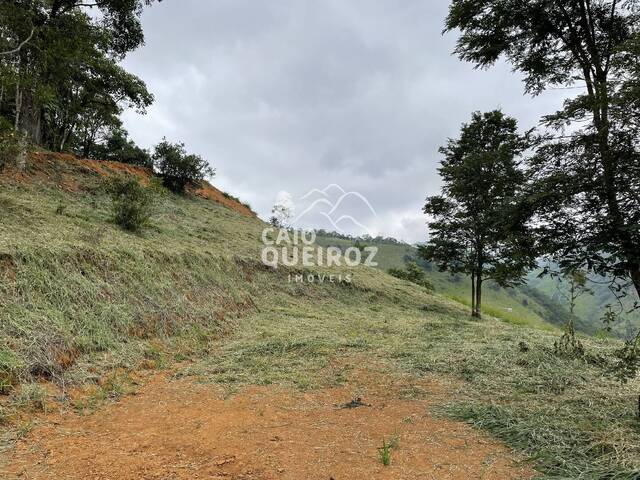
top-left (0, 28), bottom-right (35, 57)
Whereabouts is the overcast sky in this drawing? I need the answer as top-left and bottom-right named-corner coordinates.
top-left (120, 0), bottom-right (567, 243)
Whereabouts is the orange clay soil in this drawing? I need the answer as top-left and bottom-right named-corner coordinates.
top-left (1, 368), bottom-right (535, 480)
top-left (1, 151), bottom-right (256, 218)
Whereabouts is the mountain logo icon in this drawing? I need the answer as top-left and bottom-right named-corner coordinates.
top-left (293, 184), bottom-right (378, 236)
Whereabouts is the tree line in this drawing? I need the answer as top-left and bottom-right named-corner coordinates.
top-left (0, 1), bottom-right (158, 161)
top-left (422, 0), bottom-right (640, 374)
top-left (314, 230), bottom-right (408, 246)
top-left (0, 1), bottom-right (215, 197)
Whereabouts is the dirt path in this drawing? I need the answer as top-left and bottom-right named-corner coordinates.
top-left (1, 368), bottom-right (534, 480)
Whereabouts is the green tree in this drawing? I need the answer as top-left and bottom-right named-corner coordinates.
top-left (388, 261), bottom-right (434, 291)
top-left (420, 110), bottom-right (534, 318)
top-left (557, 269), bottom-right (592, 316)
top-left (269, 203), bottom-right (293, 229)
top-left (153, 139), bottom-right (215, 194)
top-left (445, 0), bottom-right (640, 322)
top-left (0, 0), bottom-right (157, 167)
top-left (89, 126), bottom-right (152, 168)
top-left (552, 268), bottom-right (592, 356)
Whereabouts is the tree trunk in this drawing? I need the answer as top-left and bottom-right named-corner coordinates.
top-left (475, 275), bottom-right (483, 319)
top-left (59, 123), bottom-right (74, 152)
top-left (13, 84), bottom-right (40, 172)
top-left (15, 80), bottom-right (22, 131)
top-left (631, 267), bottom-right (640, 303)
top-left (471, 271), bottom-right (476, 318)
top-left (569, 279), bottom-right (576, 314)
top-left (17, 89), bottom-right (42, 145)
top-left (15, 132), bottom-right (28, 171)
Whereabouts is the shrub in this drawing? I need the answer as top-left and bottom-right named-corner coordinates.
top-left (388, 261), bottom-right (434, 291)
top-left (91, 127), bottom-right (152, 168)
top-left (152, 138), bottom-right (214, 193)
top-left (107, 177), bottom-right (153, 232)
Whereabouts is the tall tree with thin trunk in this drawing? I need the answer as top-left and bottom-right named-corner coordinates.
top-left (420, 110), bottom-right (535, 318)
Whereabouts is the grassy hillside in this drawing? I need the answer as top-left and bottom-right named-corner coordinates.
top-left (315, 235), bottom-right (571, 332)
top-left (314, 233), bottom-right (640, 338)
top-left (1, 155), bottom-right (640, 477)
top-left (0, 154), bottom-right (262, 387)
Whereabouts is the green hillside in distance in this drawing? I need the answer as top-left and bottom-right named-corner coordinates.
top-left (527, 270), bottom-right (640, 339)
top-left (314, 232), bottom-right (638, 338)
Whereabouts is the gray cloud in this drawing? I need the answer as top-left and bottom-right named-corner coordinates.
top-left (121, 0), bottom-right (567, 243)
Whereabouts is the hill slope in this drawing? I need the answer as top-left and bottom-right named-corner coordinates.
top-left (314, 235), bottom-right (567, 331)
top-left (315, 233), bottom-right (640, 337)
top-left (1, 154), bottom-right (640, 478)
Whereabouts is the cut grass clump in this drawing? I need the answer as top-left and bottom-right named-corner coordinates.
top-left (0, 346), bottom-right (22, 394)
top-left (72, 371), bottom-right (136, 414)
top-left (12, 384), bottom-right (48, 413)
top-left (445, 403), bottom-right (640, 478)
top-left (417, 325), bottom-right (640, 478)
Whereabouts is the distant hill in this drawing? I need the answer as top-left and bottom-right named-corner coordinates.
top-left (527, 270), bottom-right (640, 339)
top-left (314, 231), bottom-right (639, 338)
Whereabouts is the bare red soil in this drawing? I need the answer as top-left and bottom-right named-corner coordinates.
top-left (1, 151), bottom-right (256, 218)
top-left (1, 370), bottom-right (533, 480)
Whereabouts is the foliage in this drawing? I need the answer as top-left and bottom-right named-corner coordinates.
top-left (554, 327), bottom-right (585, 358)
top-left (378, 438), bottom-right (392, 466)
top-left (556, 269), bottom-right (592, 315)
top-left (0, 0), bottom-right (156, 158)
top-left (269, 203), bottom-right (292, 228)
top-left (601, 305), bottom-right (618, 333)
top-left (0, 115), bottom-right (20, 170)
top-left (610, 332), bottom-right (640, 384)
top-left (86, 126), bottom-right (152, 167)
top-left (152, 138), bottom-right (214, 194)
top-left (421, 110), bottom-right (535, 317)
top-left (527, 267), bottom-right (640, 338)
top-left (446, 0), bottom-right (640, 336)
top-left (541, 268), bottom-right (591, 355)
top-left (388, 262), bottom-right (434, 291)
top-left (313, 230), bottom-right (408, 246)
top-left (354, 240), bottom-right (368, 253)
top-left (107, 176), bottom-right (153, 232)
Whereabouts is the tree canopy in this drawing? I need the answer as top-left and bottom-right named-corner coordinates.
top-left (446, 0), bottom-right (640, 305)
top-left (0, 0), bottom-right (157, 159)
top-left (153, 139), bottom-right (214, 194)
top-left (421, 110), bottom-right (535, 317)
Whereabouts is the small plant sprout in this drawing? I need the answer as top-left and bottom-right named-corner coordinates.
top-left (379, 437), bottom-right (392, 466)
